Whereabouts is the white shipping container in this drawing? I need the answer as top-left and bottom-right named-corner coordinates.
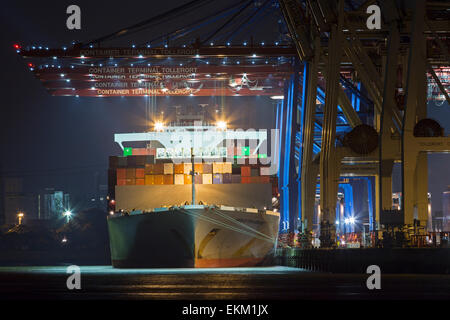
top-left (174, 174), bottom-right (184, 185)
top-left (164, 163), bottom-right (174, 174)
top-left (183, 163), bottom-right (192, 174)
top-left (202, 173), bottom-right (213, 184)
top-left (260, 167), bottom-right (271, 176)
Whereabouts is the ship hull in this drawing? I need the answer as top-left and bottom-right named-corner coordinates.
top-left (107, 206), bottom-right (279, 268)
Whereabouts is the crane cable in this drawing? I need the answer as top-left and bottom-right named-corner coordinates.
top-left (178, 207), bottom-right (275, 243)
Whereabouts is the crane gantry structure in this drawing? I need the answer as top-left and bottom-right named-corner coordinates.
top-left (279, 0), bottom-right (449, 247)
top-left (15, 0), bottom-right (450, 247)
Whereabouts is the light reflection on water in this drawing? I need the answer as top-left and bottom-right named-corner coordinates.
top-left (0, 265), bottom-right (306, 275)
top-left (1, 266), bottom-right (449, 300)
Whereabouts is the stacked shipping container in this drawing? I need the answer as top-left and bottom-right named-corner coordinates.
top-left (109, 155), bottom-right (276, 188)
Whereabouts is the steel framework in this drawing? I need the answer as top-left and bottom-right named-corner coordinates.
top-left (15, 0), bottom-right (450, 246)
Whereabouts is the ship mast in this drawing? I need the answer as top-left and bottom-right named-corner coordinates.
top-left (191, 147), bottom-right (196, 205)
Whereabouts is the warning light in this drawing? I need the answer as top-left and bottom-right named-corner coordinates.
top-left (13, 44), bottom-right (21, 49)
top-left (28, 63), bottom-right (34, 68)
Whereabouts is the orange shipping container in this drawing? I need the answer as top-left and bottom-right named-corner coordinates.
top-left (163, 174), bottom-right (173, 185)
top-left (184, 174), bottom-right (192, 184)
top-left (174, 163), bottom-right (184, 174)
top-left (135, 178), bottom-right (145, 185)
top-left (154, 175), bottom-right (164, 185)
top-left (117, 168), bottom-right (126, 179)
top-left (126, 168), bottom-right (136, 179)
top-left (194, 163), bottom-right (203, 174)
top-left (135, 168), bottom-right (145, 179)
top-left (145, 175), bottom-right (154, 185)
top-left (222, 162), bottom-right (232, 173)
top-left (213, 162), bottom-right (223, 173)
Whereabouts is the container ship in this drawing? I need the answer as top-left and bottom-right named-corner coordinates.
top-left (107, 109), bottom-right (280, 268)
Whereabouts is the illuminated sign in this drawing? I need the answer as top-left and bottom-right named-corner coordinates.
top-left (156, 147), bottom-right (227, 159)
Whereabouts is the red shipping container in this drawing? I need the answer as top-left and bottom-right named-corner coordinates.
top-left (117, 168), bottom-right (126, 179)
top-left (126, 168), bottom-right (136, 179)
top-left (260, 176), bottom-right (270, 184)
top-left (117, 178), bottom-right (127, 186)
top-left (135, 168), bottom-right (145, 179)
top-left (241, 177), bottom-right (251, 184)
top-left (135, 178), bottom-right (145, 185)
top-left (145, 164), bottom-right (154, 174)
top-left (132, 148), bottom-right (149, 155)
top-left (154, 163), bottom-right (164, 174)
top-left (241, 166), bottom-right (251, 177)
top-left (203, 163), bottom-right (213, 174)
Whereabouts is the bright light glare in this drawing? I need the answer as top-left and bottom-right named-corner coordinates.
top-left (349, 217), bottom-right (355, 224)
top-left (63, 211), bottom-right (72, 217)
top-left (216, 121), bottom-right (227, 130)
top-left (154, 122), bottom-right (164, 131)
top-left (270, 95), bottom-right (284, 100)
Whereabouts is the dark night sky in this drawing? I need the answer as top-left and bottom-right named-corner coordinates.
top-left (0, 1), bottom-right (280, 201)
top-left (0, 1), bottom-right (449, 212)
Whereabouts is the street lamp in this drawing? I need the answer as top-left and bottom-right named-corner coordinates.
top-left (17, 212), bottom-right (24, 225)
top-left (154, 121), bottom-right (164, 131)
top-left (63, 210), bottom-right (72, 222)
top-left (216, 121), bottom-right (227, 130)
